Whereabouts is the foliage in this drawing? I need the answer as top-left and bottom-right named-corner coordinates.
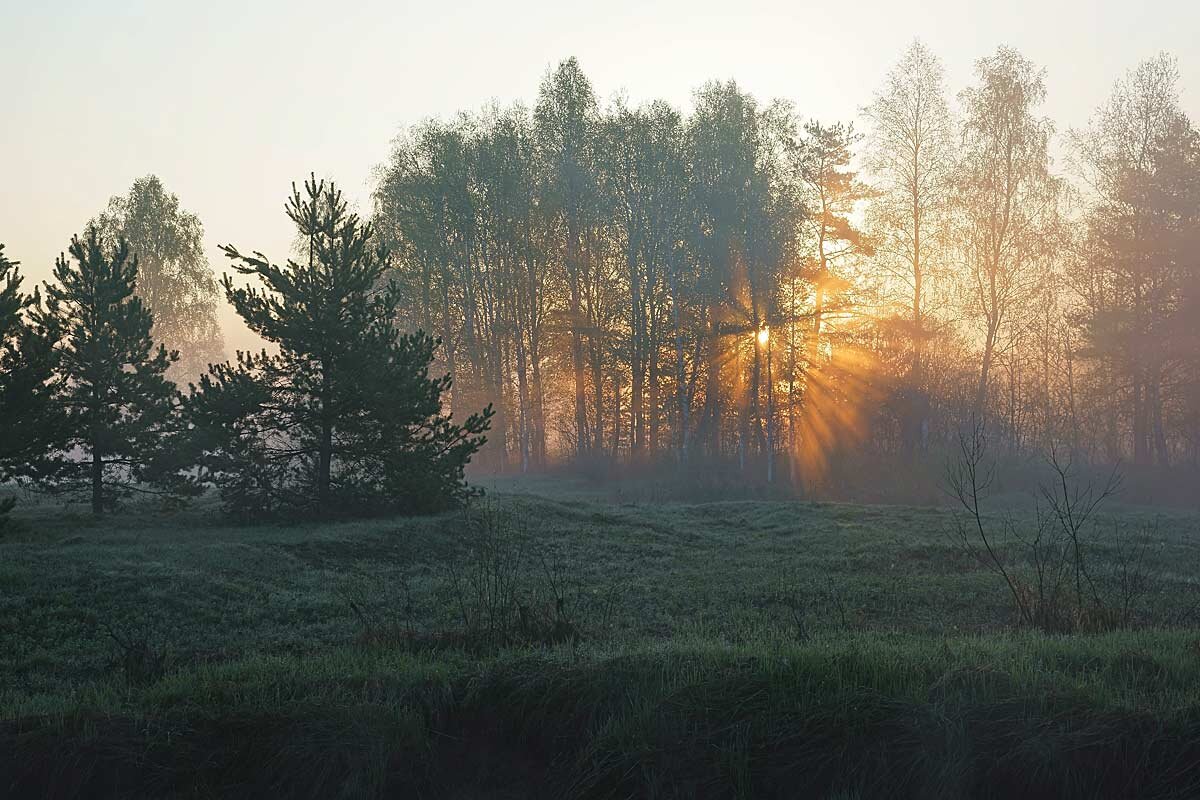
top-left (189, 176), bottom-right (492, 519)
top-left (1070, 54), bottom-right (1200, 467)
top-left (0, 243), bottom-right (58, 523)
top-left (374, 49), bottom-right (1200, 485)
top-left (26, 229), bottom-right (186, 514)
top-left (90, 175), bottom-right (225, 383)
top-left (955, 47), bottom-right (1063, 420)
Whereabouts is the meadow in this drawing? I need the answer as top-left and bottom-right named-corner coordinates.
top-left (3, 477), bottom-right (1200, 798)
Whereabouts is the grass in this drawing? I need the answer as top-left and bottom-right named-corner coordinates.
top-left (3, 475), bottom-right (1200, 797)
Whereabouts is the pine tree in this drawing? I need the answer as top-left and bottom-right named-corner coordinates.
top-left (31, 229), bottom-right (183, 514)
top-left (0, 243), bottom-right (27, 515)
top-left (0, 243), bottom-right (57, 520)
top-left (192, 176), bottom-right (492, 518)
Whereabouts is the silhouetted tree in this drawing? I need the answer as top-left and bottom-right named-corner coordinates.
top-left (536, 57), bottom-right (601, 455)
top-left (30, 230), bottom-right (181, 514)
top-left (198, 176), bottom-right (492, 518)
top-left (0, 244), bottom-right (58, 519)
top-left (599, 98), bottom-right (688, 462)
top-left (1071, 54), bottom-right (1200, 466)
top-left (686, 81), bottom-right (800, 472)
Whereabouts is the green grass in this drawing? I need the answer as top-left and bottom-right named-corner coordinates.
top-left (3, 477), bottom-right (1200, 797)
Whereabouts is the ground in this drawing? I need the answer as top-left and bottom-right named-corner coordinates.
top-left (2, 476), bottom-right (1200, 798)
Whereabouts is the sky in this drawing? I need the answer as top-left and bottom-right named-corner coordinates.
top-left (3, 0), bottom-right (1199, 351)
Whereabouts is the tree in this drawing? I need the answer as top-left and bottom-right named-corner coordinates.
top-left (469, 104), bottom-right (554, 471)
top-left (1071, 54), bottom-right (1200, 466)
top-left (201, 176), bottom-right (492, 518)
top-left (687, 82), bottom-right (800, 473)
top-left (862, 40), bottom-right (956, 451)
top-left (792, 120), bottom-right (873, 462)
top-left (31, 230), bottom-right (181, 514)
top-left (600, 98), bottom-right (688, 462)
top-left (0, 242), bottom-right (21, 517)
top-left (373, 119), bottom-right (474, 417)
top-left (91, 176), bottom-right (225, 383)
top-left (362, 51), bottom-right (1198, 494)
top-left (956, 47), bottom-right (1061, 425)
top-left (535, 57), bottom-right (600, 455)
top-left (0, 244), bottom-right (58, 519)
top-left (796, 121), bottom-right (872, 340)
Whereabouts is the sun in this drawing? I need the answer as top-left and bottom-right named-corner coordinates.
top-left (756, 326), bottom-right (770, 347)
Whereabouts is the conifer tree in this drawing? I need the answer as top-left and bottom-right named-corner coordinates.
top-left (192, 176), bottom-right (491, 518)
top-left (31, 229), bottom-right (182, 514)
top-left (0, 244), bottom-right (58, 519)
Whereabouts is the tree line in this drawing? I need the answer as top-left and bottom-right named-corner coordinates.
top-left (372, 45), bottom-right (1200, 485)
top-left (0, 179), bottom-right (490, 520)
top-left (3, 42), bottom-right (1197, 515)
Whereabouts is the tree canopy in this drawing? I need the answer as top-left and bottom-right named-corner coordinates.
top-left (30, 230), bottom-right (182, 513)
top-left (91, 176), bottom-right (225, 384)
top-left (189, 176), bottom-right (492, 518)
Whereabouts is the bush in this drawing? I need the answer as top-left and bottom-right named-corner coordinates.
top-left (947, 423), bottom-right (1159, 633)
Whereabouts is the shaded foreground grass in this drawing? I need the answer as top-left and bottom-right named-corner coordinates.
top-left (7, 633), bottom-right (1200, 798)
top-left (3, 478), bottom-right (1200, 797)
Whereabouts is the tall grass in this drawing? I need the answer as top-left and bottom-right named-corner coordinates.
top-left (6, 632), bottom-right (1200, 798)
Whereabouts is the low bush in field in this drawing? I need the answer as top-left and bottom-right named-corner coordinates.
top-left (947, 425), bottom-right (1176, 634)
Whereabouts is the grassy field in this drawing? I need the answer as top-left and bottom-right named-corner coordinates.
top-left (3, 477), bottom-right (1200, 798)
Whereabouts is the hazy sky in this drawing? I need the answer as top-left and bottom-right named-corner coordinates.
top-left (4, 0), bottom-right (1198, 350)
